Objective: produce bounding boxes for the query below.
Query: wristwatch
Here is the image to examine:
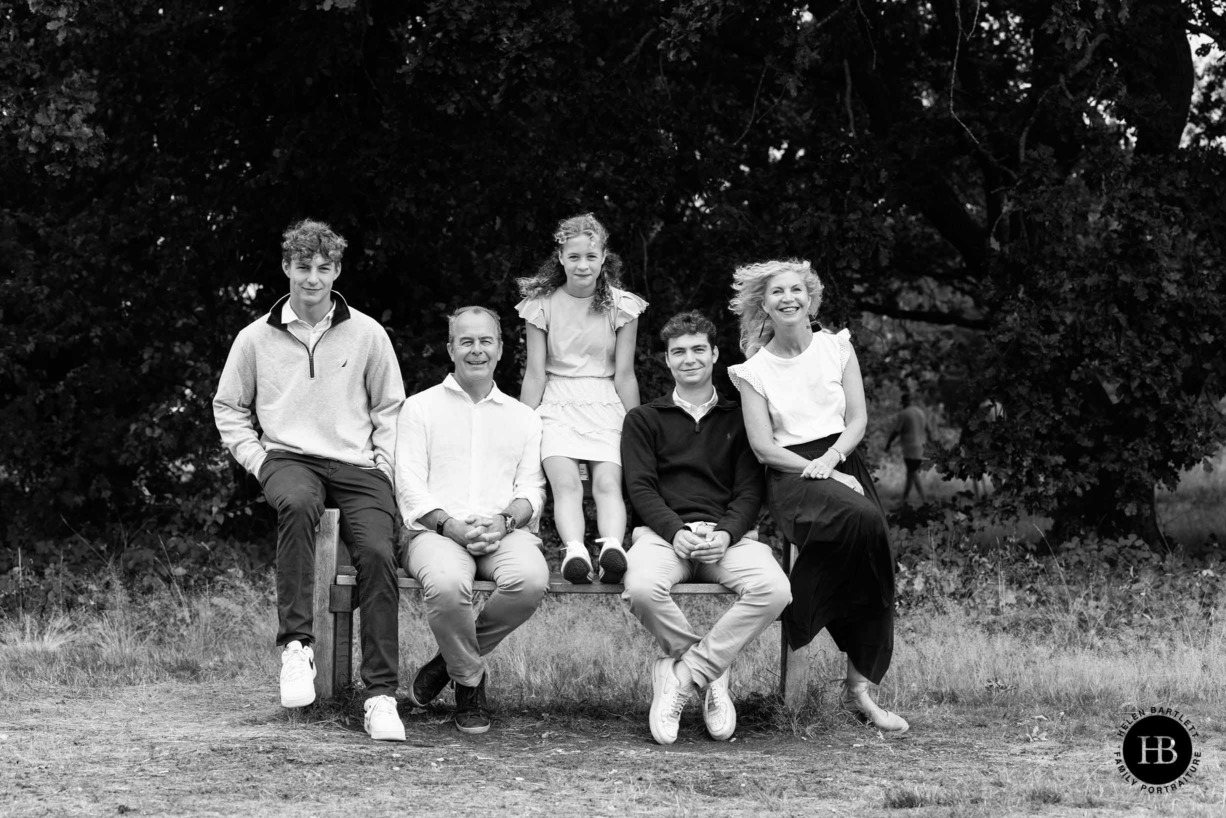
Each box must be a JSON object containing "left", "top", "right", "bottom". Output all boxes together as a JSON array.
[
  {"left": 499, "top": 512, "right": 517, "bottom": 533},
  {"left": 435, "top": 514, "right": 451, "bottom": 536}
]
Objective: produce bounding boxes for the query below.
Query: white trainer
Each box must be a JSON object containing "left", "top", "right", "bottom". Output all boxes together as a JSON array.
[
  {"left": 364, "top": 695, "right": 406, "bottom": 742},
  {"left": 279, "top": 640, "right": 316, "bottom": 708},
  {"left": 561, "top": 541, "right": 593, "bottom": 584},
  {"left": 595, "top": 537, "right": 627, "bottom": 584},
  {"left": 702, "top": 671, "right": 737, "bottom": 741},
  {"left": 648, "top": 658, "right": 691, "bottom": 745}
]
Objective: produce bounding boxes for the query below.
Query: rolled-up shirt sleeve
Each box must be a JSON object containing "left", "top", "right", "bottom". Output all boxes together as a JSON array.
[
  {"left": 394, "top": 398, "right": 440, "bottom": 529},
  {"left": 511, "top": 412, "right": 547, "bottom": 530}
]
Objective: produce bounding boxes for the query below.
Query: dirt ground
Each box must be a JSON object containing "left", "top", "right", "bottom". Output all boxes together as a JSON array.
[{"left": 2, "top": 681, "right": 1222, "bottom": 817}]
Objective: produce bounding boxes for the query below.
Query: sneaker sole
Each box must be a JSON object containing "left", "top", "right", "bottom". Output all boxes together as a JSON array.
[
  {"left": 456, "top": 721, "right": 491, "bottom": 735},
  {"left": 281, "top": 690, "right": 316, "bottom": 708},
  {"left": 597, "top": 549, "right": 627, "bottom": 584},
  {"left": 561, "top": 555, "right": 592, "bottom": 584},
  {"left": 368, "top": 728, "right": 407, "bottom": 741},
  {"left": 406, "top": 686, "right": 439, "bottom": 709}
]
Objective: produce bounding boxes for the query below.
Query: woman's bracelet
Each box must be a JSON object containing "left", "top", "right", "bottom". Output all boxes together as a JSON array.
[{"left": 829, "top": 444, "right": 846, "bottom": 463}]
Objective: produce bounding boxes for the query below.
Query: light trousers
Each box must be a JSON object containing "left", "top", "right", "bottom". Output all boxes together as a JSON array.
[
  {"left": 621, "top": 526, "right": 791, "bottom": 689},
  {"left": 404, "top": 529, "right": 549, "bottom": 687}
]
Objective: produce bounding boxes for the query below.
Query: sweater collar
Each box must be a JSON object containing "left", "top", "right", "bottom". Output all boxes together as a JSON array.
[
  {"left": 648, "top": 389, "right": 738, "bottom": 412},
  {"left": 266, "top": 292, "right": 352, "bottom": 328}
]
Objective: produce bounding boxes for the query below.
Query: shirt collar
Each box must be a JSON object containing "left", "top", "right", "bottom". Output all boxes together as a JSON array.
[
  {"left": 443, "top": 373, "right": 506, "bottom": 404},
  {"left": 672, "top": 386, "right": 718, "bottom": 415},
  {"left": 280, "top": 300, "right": 335, "bottom": 327}
]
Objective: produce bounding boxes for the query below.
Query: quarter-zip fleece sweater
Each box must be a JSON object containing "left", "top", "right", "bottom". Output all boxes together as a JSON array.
[
  {"left": 213, "top": 293, "right": 405, "bottom": 480},
  {"left": 620, "top": 391, "right": 764, "bottom": 546}
]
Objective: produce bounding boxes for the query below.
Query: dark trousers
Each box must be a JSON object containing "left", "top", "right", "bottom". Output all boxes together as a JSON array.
[{"left": 260, "top": 452, "right": 400, "bottom": 697}]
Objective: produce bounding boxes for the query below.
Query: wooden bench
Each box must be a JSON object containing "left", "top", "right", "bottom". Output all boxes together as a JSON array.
[{"left": 310, "top": 509, "right": 811, "bottom": 707}]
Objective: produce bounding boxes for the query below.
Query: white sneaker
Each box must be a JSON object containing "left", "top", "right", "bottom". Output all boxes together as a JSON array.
[
  {"left": 280, "top": 640, "right": 316, "bottom": 708},
  {"left": 702, "top": 671, "right": 736, "bottom": 741},
  {"left": 561, "top": 541, "right": 593, "bottom": 584},
  {"left": 596, "top": 538, "right": 627, "bottom": 584},
  {"left": 648, "top": 658, "right": 691, "bottom": 745},
  {"left": 364, "top": 695, "right": 406, "bottom": 742}
]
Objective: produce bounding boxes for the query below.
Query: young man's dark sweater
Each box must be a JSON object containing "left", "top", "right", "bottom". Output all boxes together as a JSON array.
[{"left": 621, "top": 391, "right": 764, "bottom": 546}]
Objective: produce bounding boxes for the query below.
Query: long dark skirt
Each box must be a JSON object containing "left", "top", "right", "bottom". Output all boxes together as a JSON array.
[{"left": 769, "top": 434, "right": 895, "bottom": 684}]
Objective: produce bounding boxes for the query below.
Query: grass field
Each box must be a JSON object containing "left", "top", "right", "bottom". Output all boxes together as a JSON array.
[{"left": 1, "top": 458, "right": 1223, "bottom": 816}]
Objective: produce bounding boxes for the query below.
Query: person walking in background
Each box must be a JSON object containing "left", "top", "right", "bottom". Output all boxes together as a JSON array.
[
  {"left": 213, "top": 219, "right": 406, "bottom": 742},
  {"left": 396, "top": 306, "right": 550, "bottom": 735},
  {"left": 516, "top": 213, "right": 647, "bottom": 584},
  {"left": 886, "top": 392, "right": 935, "bottom": 505},
  {"left": 621, "top": 311, "right": 791, "bottom": 745},
  {"left": 728, "top": 259, "right": 908, "bottom": 735}
]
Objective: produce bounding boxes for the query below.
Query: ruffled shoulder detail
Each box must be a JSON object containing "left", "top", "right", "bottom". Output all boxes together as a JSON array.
[
  {"left": 726, "top": 360, "right": 765, "bottom": 398},
  {"left": 612, "top": 288, "right": 648, "bottom": 330},
  {"left": 515, "top": 296, "right": 549, "bottom": 331},
  {"left": 835, "top": 327, "right": 852, "bottom": 372}
]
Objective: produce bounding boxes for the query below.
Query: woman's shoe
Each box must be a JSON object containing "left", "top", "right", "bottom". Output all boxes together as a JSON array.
[
  {"left": 841, "top": 681, "right": 909, "bottom": 734},
  {"left": 561, "top": 541, "right": 593, "bottom": 584}
]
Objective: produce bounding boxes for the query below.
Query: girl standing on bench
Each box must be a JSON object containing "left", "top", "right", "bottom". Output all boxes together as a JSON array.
[{"left": 516, "top": 213, "right": 647, "bottom": 583}]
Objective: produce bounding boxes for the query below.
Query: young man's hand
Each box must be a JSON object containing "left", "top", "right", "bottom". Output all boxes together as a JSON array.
[
  {"left": 691, "top": 530, "right": 731, "bottom": 564},
  {"left": 672, "top": 529, "right": 704, "bottom": 560}
]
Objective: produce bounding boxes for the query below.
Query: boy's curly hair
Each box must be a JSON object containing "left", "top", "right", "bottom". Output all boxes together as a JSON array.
[{"left": 281, "top": 219, "right": 347, "bottom": 264}]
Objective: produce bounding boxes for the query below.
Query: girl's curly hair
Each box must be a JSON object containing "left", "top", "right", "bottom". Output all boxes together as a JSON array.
[
  {"left": 517, "top": 213, "right": 624, "bottom": 314},
  {"left": 728, "top": 258, "right": 823, "bottom": 356}
]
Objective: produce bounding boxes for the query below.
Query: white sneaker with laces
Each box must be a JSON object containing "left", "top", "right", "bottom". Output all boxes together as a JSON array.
[
  {"left": 702, "top": 671, "right": 737, "bottom": 740},
  {"left": 648, "top": 658, "right": 691, "bottom": 745},
  {"left": 280, "top": 640, "right": 316, "bottom": 708},
  {"left": 364, "top": 694, "right": 406, "bottom": 742},
  {"left": 595, "top": 537, "right": 627, "bottom": 584},
  {"left": 561, "top": 541, "right": 593, "bottom": 584}
]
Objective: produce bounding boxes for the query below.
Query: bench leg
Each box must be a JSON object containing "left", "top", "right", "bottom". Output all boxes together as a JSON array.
[{"left": 312, "top": 509, "right": 341, "bottom": 701}]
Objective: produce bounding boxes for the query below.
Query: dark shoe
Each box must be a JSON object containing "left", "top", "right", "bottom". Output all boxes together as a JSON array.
[
  {"left": 454, "top": 672, "right": 492, "bottom": 734},
  {"left": 406, "top": 653, "right": 450, "bottom": 708},
  {"left": 596, "top": 537, "right": 627, "bottom": 584},
  {"left": 561, "top": 542, "right": 593, "bottom": 584}
]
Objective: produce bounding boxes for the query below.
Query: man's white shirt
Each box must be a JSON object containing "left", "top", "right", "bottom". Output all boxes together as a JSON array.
[
  {"left": 672, "top": 387, "right": 718, "bottom": 423},
  {"left": 395, "top": 374, "right": 546, "bottom": 531}
]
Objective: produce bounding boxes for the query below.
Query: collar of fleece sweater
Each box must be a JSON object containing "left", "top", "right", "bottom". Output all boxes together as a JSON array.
[
  {"left": 645, "top": 390, "right": 740, "bottom": 414},
  {"left": 265, "top": 292, "right": 353, "bottom": 328}
]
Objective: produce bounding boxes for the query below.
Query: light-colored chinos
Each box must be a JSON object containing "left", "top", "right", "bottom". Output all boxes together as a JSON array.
[
  {"left": 623, "top": 523, "right": 791, "bottom": 689},
  {"left": 404, "top": 529, "right": 548, "bottom": 687}
]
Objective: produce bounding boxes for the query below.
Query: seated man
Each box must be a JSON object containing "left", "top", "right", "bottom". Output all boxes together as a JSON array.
[
  {"left": 395, "top": 306, "right": 549, "bottom": 735},
  {"left": 213, "top": 219, "right": 406, "bottom": 741},
  {"left": 621, "top": 311, "right": 791, "bottom": 745}
]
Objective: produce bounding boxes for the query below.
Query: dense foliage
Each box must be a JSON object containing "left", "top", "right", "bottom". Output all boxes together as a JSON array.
[{"left": 2, "top": 1, "right": 1224, "bottom": 586}]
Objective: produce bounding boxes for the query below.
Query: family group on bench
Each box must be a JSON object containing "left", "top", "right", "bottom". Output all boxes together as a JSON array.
[{"left": 212, "top": 215, "right": 907, "bottom": 746}]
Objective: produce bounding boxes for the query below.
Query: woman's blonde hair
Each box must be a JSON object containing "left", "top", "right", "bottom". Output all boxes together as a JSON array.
[{"left": 728, "top": 259, "right": 823, "bottom": 356}]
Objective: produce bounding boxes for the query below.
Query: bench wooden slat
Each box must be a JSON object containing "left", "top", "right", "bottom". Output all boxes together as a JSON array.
[{"left": 333, "top": 571, "right": 733, "bottom": 596}]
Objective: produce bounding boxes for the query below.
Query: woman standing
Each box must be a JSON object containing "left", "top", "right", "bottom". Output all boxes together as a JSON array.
[{"left": 727, "top": 259, "right": 907, "bottom": 734}]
